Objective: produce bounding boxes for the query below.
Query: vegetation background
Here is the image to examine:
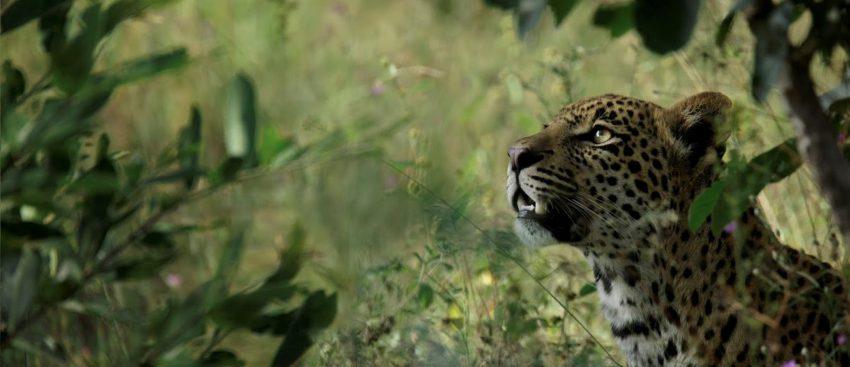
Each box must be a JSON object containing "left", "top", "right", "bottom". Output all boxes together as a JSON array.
[{"left": 1, "top": 0, "right": 847, "bottom": 366}]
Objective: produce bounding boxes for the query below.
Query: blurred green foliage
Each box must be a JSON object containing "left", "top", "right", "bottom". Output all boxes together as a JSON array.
[
  {"left": 1, "top": 0, "right": 847, "bottom": 366},
  {"left": 1, "top": 1, "right": 338, "bottom": 365}
]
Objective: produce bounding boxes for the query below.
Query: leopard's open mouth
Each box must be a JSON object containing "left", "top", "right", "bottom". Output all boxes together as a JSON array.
[
  {"left": 513, "top": 188, "right": 542, "bottom": 219},
  {"left": 510, "top": 184, "right": 588, "bottom": 244}
]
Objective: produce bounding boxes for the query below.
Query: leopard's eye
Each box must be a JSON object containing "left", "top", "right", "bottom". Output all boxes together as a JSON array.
[{"left": 591, "top": 126, "right": 613, "bottom": 144}]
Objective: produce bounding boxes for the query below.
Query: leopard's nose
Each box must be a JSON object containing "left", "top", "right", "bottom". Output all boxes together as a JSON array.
[{"left": 508, "top": 146, "right": 543, "bottom": 172}]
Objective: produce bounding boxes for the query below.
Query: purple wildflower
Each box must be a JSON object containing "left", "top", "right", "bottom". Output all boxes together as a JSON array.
[
  {"left": 838, "top": 333, "right": 848, "bottom": 346},
  {"left": 370, "top": 83, "right": 385, "bottom": 96},
  {"left": 723, "top": 221, "right": 737, "bottom": 234},
  {"left": 780, "top": 360, "right": 798, "bottom": 367},
  {"left": 165, "top": 273, "right": 183, "bottom": 288}
]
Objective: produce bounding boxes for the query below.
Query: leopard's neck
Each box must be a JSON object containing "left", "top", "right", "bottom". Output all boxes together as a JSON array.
[
  {"left": 583, "top": 203, "right": 779, "bottom": 366},
  {"left": 587, "top": 251, "right": 689, "bottom": 366}
]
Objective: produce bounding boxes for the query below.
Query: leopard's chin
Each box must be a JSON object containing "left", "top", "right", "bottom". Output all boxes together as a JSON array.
[{"left": 514, "top": 215, "right": 588, "bottom": 247}]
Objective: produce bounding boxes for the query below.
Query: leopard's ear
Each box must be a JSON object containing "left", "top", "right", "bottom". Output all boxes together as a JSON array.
[{"left": 664, "top": 92, "right": 732, "bottom": 168}]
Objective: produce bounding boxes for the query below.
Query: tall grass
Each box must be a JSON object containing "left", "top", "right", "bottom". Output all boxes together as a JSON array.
[{"left": 2, "top": 0, "right": 845, "bottom": 365}]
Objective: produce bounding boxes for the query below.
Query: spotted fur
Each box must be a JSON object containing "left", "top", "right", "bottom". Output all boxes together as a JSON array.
[{"left": 505, "top": 93, "right": 850, "bottom": 366}]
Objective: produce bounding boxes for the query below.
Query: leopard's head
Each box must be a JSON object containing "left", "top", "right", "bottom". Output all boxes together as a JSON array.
[{"left": 506, "top": 92, "right": 731, "bottom": 248}]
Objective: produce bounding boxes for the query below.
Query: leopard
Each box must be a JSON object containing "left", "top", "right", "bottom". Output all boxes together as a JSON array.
[{"left": 505, "top": 92, "right": 850, "bottom": 366}]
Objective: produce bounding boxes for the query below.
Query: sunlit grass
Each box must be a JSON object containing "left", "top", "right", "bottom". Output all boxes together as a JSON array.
[{"left": 2, "top": 0, "right": 845, "bottom": 365}]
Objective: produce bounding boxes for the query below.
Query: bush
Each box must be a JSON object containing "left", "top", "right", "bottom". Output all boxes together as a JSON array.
[{"left": 1, "top": 2, "right": 336, "bottom": 365}]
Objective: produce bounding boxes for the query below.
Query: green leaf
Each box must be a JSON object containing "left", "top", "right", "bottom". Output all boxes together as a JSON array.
[
  {"left": 302, "top": 291, "right": 337, "bottom": 330},
  {"left": 271, "top": 332, "right": 311, "bottom": 367},
  {"left": 483, "top": 0, "right": 518, "bottom": 10},
  {"left": 2, "top": 60, "right": 26, "bottom": 108},
  {"left": 225, "top": 73, "right": 258, "bottom": 162},
  {"left": 1, "top": 220, "right": 63, "bottom": 241},
  {"left": 49, "top": 4, "right": 104, "bottom": 93},
  {"left": 146, "top": 279, "right": 227, "bottom": 362},
  {"left": 209, "top": 283, "right": 297, "bottom": 330},
  {"left": 76, "top": 135, "right": 119, "bottom": 257},
  {"left": 750, "top": 2, "right": 792, "bottom": 102},
  {"left": 210, "top": 226, "right": 306, "bottom": 331},
  {"left": 592, "top": 2, "right": 634, "bottom": 38},
  {"left": 141, "top": 231, "right": 176, "bottom": 250},
  {"left": 687, "top": 178, "right": 728, "bottom": 231},
  {"left": 178, "top": 105, "right": 202, "bottom": 189},
  {"left": 267, "top": 224, "right": 305, "bottom": 283},
  {"left": 208, "top": 157, "right": 244, "bottom": 186},
  {"left": 516, "top": 0, "right": 547, "bottom": 38},
  {"left": 8, "top": 249, "right": 42, "bottom": 329},
  {"left": 578, "top": 282, "right": 597, "bottom": 297},
  {"left": 700, "top": 139, "right": 801, "bottom": 234},
  {"left": 37, "top": 1, "right": 70, "bottom": 52},
  {"left": 0, "top": 0, "right": 70, "bottom": 35},
  {"left": 634, "top": 0, "right": 700, "bottom": 54},
  {"left": 828, "top": 97, "right": 850, "bottom": 123},
  {"left": 215, "top": 228, "right": 246, "bottom": 282},
  {"left": 417, "top": 284, "right": 435, "bottom": 310},
  {"left": 259, "top": 127, "right": 296, "bottom": 165},
  {"left": 549, "top": 0, "right": 580, "bottom": 25},
  {"left": 142, "top": 167, "right": 205, "bottom": 186},
  {"left": 36, "top": 278, "right": 79, "bottom": 305},
  {"left": 107, "top": 47, "right": 189, "bottom": 85},
  {"left": 112, "top": 250, "right": 175, "bottom": 280},
  {"left": 200, "top": 350, "right": 245, "bottom": 367},
  {"left": 9, "top": 338, "right": 67, "bottom": 365},
  {"left": 715, "top": 11, "right": 736, "bottom": 48},
  {"left": 270, "top": 291, "right": 337, "bottom": 367}
]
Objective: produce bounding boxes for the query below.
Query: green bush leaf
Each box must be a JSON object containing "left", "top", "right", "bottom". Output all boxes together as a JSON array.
[
  {"left": 828, "top": 97, "right": 850, "bottom": 123},
  {"left": 0, "top": 0, "right": 70, "bottom": 35},
  {"left": 578, "top": 282, "right": 597, "bottom": 297},
  {"left": 688, "top": 178, "right": 727, "bottom": 231},
  {"left": 225, "top": 73, "right": 258, "bottom": 162},
  {"left": 178, "top": 105, "right": 202, "bottom": 189},
  {"left": 483, "top": 0, "right": 519, "bottom": 11},
  {"left": 141, "top": 231, "right": 176, "bottom": 249},
  {"left": 715, "top": 11, "right": 736, "bottom": 48},
  {"left": 2, "top": 60, "right": 26, "bottom": 108},
  {"left": 1, "top": 220, "right": 63, "bottom": 242},
  {"left": 270, "top": 291, "right": 337, "bottom": 367},
  {"left": 112, "top": 251, "right": 175, "bottom": 280},
  {"left": 75, "top": 135, "right": 119, "bottom": 258},
  {"left": 208, "top": 156, "right": 244, "bottom": 186},
  {"left": 209, "top": 283, "right": 297, "bottom": 330},
  {"left": 592, "top": 2, "right": 634, "bottom": 38},
  {"left": 634, "top": 0, "right": 700, "bottom": 54},
  {"left": 267, "top": 224, "right": 305, "bottom": 283},
  {"left": 688, "top": 139, "right": 802, "bottom": 233},
  {"left": 49, "top": 4, "right": 104, "bottom": 93},
  {"left": 37, "top": 1, "right": 70, "bottom": 52},
  {"left": 145, "top": 280, "right": 227, "bottom": 362},
  {"left": 215, "top": 228, "right": 246, "bottom": 282},
  {"left": 549, "top": 0, "right": 580, "bottom": 26},
  {"left": 417, "top": 284, "right": 435, "bottom": 309},
  {"left": 259, "top": 126, "right": 296, "bottom": 166},
  {"left": 200, "top": 350, "right": 245, "bottom": 367},
  {"left": 108, "top": 48, "right": 189, "bottom": 85},
  {"left": 7, "top": 249, "right": 42, "bottom": 329}
]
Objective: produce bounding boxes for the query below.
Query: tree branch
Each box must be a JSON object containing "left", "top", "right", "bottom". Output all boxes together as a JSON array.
[{"left": 783, "top": 47, "right": 850, "bottom": 244}]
